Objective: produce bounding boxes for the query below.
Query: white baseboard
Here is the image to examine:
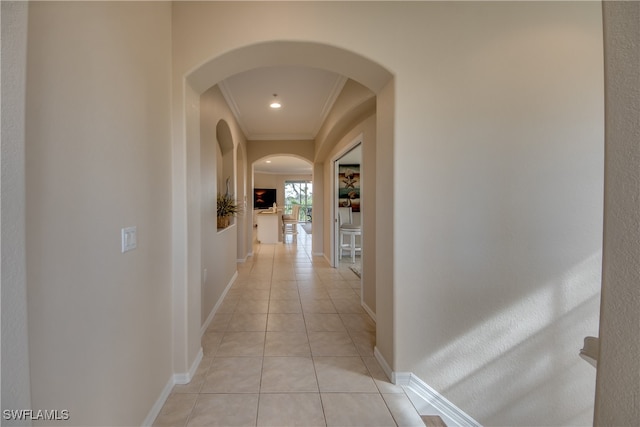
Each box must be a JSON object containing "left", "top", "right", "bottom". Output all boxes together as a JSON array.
[
  {"left": 174, "top": 347, "right": 203, "bottom": 385},
  {"left": 141, "top": 376, "right": 174, "bottom": 427},
  {"left": 143, "top": 346, "right": 204, "bottom": 426},
  {"left": 145, "top": 265, "right": 239, "bottom": 427},
  {"left": 373, "top": 349, "right": 480, "bottom": 427},
  {"left": 200, "top": 271, "right": 238, "bottom": 336},
  {"left": 404, "top": 374, "right": 482, "bottom": 427},
  {"left": 190, "top": 347, "right": 203, "bottom": 378},
  {"left": 393, "top": 371, "right": 412, "bottom": 386},
  {"left": 373, "top": 347, "right": 393, "bottom": 381},
  {"left": 362, "top": 301, "right": 376, "bottom": 322}
]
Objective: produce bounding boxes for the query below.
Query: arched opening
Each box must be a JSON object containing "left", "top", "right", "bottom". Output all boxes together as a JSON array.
[
  {"left": 215, "top": 119, "right": 234, "bottom": 198},
  {"left": 251, "top": 154, "right": 314, "bottom": 243},
  {"left": 173, "top": 40, "right": 395, "bottom": 378}
]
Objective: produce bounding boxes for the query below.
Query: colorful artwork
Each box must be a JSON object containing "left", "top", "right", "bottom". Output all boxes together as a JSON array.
[{"left": 338, "top": 164, "right": 360, "bottom": 212}]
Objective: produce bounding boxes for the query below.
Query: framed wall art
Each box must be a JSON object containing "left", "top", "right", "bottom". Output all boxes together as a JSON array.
[{"left": 338, "top": 164, "right": 360, "bottom": 212}]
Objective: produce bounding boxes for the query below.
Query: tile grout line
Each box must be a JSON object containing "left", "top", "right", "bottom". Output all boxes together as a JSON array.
[
  {"left": 303, "top": 269, "right": 329, "bottom": 427},
  {"left": 257, "top": 236, "right": 275, "bottom": 398},
  {"left": 255, "top": 237, "right": 275, "bottom": 426},
  {"left": 162, "top": 231, "right": 374, "bottom": 426}
]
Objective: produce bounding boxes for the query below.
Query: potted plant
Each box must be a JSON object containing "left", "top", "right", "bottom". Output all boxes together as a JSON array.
[{"left": 217, "top": 193, "right": 239, "bottom": 229}]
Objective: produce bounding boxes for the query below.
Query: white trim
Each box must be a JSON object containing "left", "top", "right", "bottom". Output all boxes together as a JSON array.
[
  {"left": 405, "top": 374, "right": 482, "bottom": 427},
  {"left": 393, "top": 371, "right": 412, "bottom": 386},
  {"left": 375, "top": 351, "right": 482, "bottom": 427},
  {"left": 362, "top": 301, "right": 376, "bottom": 323},
  {"left": 141, "top": 376, "right": 174, "bottom": 427},
  {"left": 190, "top": 347, "right": 204, "bottom": 379},
  {"left": 247, "top": 132, "right": 317, "bottom": 141},
  {"left": 236, "top": 256, "right": 248, "bottom": 263},
  {"left": 216, "top": 222, "right": 236, "bottom": 235},
  {"left": 173, "top": 347, "right": 203, "bottom": 385},
  {"left": 312, "top": 252, "right": 325, "bottom": 258},
  {"left": 221, "top": 74, "right": 347, "bottom": 142},
  {"left": 141, "top": 347, "right": 204, "bottom": 426},
  {"left": 313, "top": 75, "right": 348, "bottom": 137},
  {"left": 323, "top": 253, "right": 332, "bottom": 265},
  {"left": 373, "top": 346, "right": 393, "bottom": 382},
  {"left": 331, "top": 135, "right": 363, "bottom": 267},
  {"left": 218, "top": 80, "right": 251, "bottom": 138},
  {"left": 201, "top": 271, "right": 238, "bottom": 336}
]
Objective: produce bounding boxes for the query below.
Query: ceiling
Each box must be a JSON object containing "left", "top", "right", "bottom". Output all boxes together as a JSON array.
[
  {"left": 252, "top": 155, "right": 314, "bottom": 175},
  {"left": 219, "top": 66, "right": 348, "bottom": 174}
]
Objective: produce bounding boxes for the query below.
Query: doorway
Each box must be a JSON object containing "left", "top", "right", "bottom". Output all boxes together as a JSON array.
[{"left": 333, "top": 142, "right": 362, "bottom": 274}]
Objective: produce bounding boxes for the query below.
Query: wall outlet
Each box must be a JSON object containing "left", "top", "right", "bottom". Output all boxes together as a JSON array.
[{"left": 203, "top": 268, "right": 208, "bottom": 284}]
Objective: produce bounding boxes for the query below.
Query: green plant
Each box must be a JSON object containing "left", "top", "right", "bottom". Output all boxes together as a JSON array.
[{"left": 217, "top": 193, "right": 239, "bottom": 218}]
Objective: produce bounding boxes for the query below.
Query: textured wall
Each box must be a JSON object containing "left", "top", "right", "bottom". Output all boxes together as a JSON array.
[
  {"left": 393, "top": 4, "right": 604, "bottom": 425},
  {"left": 200, "top": 86, "right": 244, "bottom": 327},
  {"left": 171, "top": 3, "right": 603, "bottom": 426},
  {"left": 1, "top": 3, "right": 31, "bottom": 424},
  {"left": 4, "top": 3, "right": 612, "bottom": 426},
  {"left": 23, "top": 3, "right": 173, "bottom": 425},
  {"left": 595, "top": 2, "right": 640, "bottom": 425}
]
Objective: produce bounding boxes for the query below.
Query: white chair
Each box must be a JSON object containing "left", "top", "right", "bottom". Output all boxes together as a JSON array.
[
  {"left": 338, "top": 207, "right": 361, "bottom": 262},
  {"left": 282, "top": 205, "right": 301, "bottom": 241}
]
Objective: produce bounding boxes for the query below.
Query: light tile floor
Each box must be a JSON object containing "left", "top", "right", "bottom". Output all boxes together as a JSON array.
[{"left": 153, "top": 226, "right": 424, "bottom": 427}]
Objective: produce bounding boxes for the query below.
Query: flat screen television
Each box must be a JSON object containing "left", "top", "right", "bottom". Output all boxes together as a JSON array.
[{"left": 253, "top": 188, "right": 277, "bottom": 209}]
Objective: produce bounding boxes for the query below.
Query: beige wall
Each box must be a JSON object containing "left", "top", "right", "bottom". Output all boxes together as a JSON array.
[
  {"left": 200, "top": 86, "right": 246, "bottom": 327},
  {"left": 392, "top": 4, "right": 604, "bottom": 425},
  {"left": 374, "top": 79, "right": 396, "bottom": 370},
  {"left": 236, "top": 144, "right": 249, "bottom": 261},
  {"left": 1, "top": 1, "right": 32, "bottom": 420},
  {"left": 1, "top": 2, "right": 616, "bottom": 426},
  {"left": 248, "top": 140, "right": 314, "bottom": 170},
  {"left": 171, "top": 3, "right": 604, "bottom": 425},
  {"left": 22, "top": 2, "right": 173, "bottom": 425},
  {"left": 595, "top": 2, "right": 640, "bottom": 425},
  {"left": 312, "top": 163, "right": 325, "bottom": 256},
  {"left": 315, "top": 80, "right": 376, "bottom": 161}
]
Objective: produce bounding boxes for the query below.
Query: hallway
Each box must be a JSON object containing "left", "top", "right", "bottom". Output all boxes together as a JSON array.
[{"left": 153, "top": 227, "right": 423, "bottom": 426}]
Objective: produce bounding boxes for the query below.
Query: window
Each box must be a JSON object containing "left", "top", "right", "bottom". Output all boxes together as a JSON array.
[{"left": 284, "top": 181, "right": 312, "bottom": 222}]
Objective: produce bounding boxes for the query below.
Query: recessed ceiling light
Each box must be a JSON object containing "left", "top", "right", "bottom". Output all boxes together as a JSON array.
[
  {"left": 266, "top": 160, "right": 272, "bottom": 163},
  {"left": 269, "top": 94, "right": 281, "bottom": 109}
]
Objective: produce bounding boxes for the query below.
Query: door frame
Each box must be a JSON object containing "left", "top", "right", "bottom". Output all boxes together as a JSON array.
[{"left": 331, "top": 136, "right": 363, "bottom": 268}]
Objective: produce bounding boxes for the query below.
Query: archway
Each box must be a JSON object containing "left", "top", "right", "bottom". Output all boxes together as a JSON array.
[
  {"left": 251, "top": 154, "right": 314, "bottom": 244},
  {"left": 172, "top": 40, "right": 395, "bottom": 378},
  {"left": 215, "top": 120, "right": 234, "bottom": 196}
]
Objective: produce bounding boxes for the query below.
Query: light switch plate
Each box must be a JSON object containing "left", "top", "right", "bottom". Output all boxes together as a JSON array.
[{"left": 121, "top": 226, "right": 137, "bottom": 253}]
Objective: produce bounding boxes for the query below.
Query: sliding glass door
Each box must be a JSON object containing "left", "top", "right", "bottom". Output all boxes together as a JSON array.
[{"left": 284, "top": 181, "right": 312, "bottom": 222}]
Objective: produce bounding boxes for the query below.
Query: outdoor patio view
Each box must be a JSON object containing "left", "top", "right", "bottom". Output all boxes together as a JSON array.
[{"left": 284, "top": 181, "right": 312, "bottom": 222}]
